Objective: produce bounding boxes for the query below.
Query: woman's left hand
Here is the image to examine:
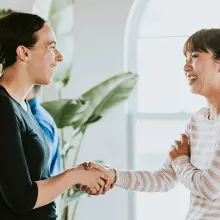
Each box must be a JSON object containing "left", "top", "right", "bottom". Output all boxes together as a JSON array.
[{"left": 169, "top": 134, "right": 190, "bottom": 161}]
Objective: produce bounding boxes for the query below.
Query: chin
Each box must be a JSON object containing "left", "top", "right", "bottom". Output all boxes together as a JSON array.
[
  {"left": 36, "top": 78, "right": 52, "bottom": 86},
  {"left": 45, "top": 78, "right": 53, "bottom": 85}
]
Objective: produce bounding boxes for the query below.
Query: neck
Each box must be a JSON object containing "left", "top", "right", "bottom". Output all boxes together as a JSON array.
[
  {"left": 207, "top": 95, "right": 220, "bottom": 120},
  {"left": 0, "top": 66, "right": 33, "bottom": 108}
]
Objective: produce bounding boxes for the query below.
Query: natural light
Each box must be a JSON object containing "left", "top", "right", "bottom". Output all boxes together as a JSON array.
[{"left": 134, "top": 0, "right": 220, "bottom": 219}]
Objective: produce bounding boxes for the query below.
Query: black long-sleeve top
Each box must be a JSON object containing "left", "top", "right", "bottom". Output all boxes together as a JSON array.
[{"left": 0, "top": 85, "right": 57, "bottom": 220}]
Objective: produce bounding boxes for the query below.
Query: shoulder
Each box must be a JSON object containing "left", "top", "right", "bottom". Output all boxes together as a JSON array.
[
  {"left": 194, "top": 107, "right": 209, "bottom": 116},
  {"left": 188, "top": 107, "right": 208, "bottom": 125},
  {"left": 192, "top": 107, "right": 208, "bottom": 119},
  {"left": 0, "top": 94, "right": 22, "bottom": 130},
  {"left": 0, "top": 93, "right": 17, "bottom": 111}
]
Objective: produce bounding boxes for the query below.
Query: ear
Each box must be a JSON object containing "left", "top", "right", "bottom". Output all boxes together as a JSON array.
[
  {"left": 216, "top": 59, "right": 220, "bottom": 72},
  {"left": 16, "top": 45, "right": 29, "bottom": 62}
]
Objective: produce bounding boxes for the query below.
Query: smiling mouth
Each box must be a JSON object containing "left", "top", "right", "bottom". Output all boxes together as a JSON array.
[
  {"left": 187, "top": 75, "right": 198, "bottom": 85},
  {"left": 50, "top": 64, "right": 57, "bottom": 73}
]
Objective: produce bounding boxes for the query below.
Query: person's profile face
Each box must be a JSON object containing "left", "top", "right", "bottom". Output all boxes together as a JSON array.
[
  {"left": 184, "top": 50, "right": 220, "bottom": 97},
  {"left": 27, "top": 23, "right": 63, "bottom": 85}
]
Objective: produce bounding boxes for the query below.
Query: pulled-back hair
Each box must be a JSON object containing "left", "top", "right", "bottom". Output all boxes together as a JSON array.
[
  {"left": 0, "top": 12, "right": 46, "bottom": 71},
  {"left": 183, "top": 29, "right": 220, "bottom": 60}
]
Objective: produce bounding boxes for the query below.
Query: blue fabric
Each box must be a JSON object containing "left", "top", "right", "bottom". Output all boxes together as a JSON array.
[
  {"left": 28, "top": 97, "right": 62, "bottom": 176},
  {"left": 28, "top": 97, "right": 62, "bottom": 216}
]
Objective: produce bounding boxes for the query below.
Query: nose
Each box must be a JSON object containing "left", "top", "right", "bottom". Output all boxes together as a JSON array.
[
  {"left": 183, "top": 59, "right": 192, "bottom": 74},
  {"left": 55, "top": 49, "right": 63, "bottom": 62}
]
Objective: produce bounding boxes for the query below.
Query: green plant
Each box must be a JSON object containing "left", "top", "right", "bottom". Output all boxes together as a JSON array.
[
  {"left": 0, "top": 5, "right": 138, "bottom": 220},
  {"left": 42, "top": 72, "right": 138, "bottom": 220},
  {"left": 0, "top": 9, "right": 13, "bottom": 19}
]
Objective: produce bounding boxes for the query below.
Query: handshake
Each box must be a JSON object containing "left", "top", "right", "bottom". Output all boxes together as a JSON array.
[{"left": 74, "top": 162, "right": 116, "bottom": 195}]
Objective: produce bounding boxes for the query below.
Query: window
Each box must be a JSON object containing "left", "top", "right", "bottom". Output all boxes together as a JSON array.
[{"left": 133, "top": 0, "right": 220, "bottom": 219}]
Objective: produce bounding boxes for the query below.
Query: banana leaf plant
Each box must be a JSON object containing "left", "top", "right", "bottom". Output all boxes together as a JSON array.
[
  {"left": 0, "top": 7, "right": 138, "bottom": 220},
  {"left": 42, "top": 71, "right": 138, "bottom": 220},
  {"left": 47, "top": 0, "right": 75, "bottom": 91}
]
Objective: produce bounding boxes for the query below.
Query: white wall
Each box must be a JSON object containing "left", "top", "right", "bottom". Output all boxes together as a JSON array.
[
  {"left": 0, "top": 0, "right": 33, "bottom": 12},
  {"left": 0, "top": 0, "right": 135, "bottom": 219},
  {"left": 63, "top": 1, "right": 134, "bottom": 220}
]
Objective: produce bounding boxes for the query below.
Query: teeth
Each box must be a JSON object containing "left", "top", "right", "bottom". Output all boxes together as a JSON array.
[
  {"left": 50, "top": 64, "right": 57, "bottom": 72},
  {"left": 188, "top": 76, "right": 197, "bottom": 80}
]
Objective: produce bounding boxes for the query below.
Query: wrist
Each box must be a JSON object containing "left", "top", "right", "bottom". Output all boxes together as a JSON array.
[
  {"left": 67, "top": 167, "right": 81, "bottom": 186},
  {"left": 108, "top": 168, "right": 117, "bottom": 183}
]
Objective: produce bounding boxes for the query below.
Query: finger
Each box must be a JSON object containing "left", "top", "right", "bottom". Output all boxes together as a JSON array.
[
  {"left": 98, "top": 179, "right": 105, "bottom": 187},
  {"left": 85, "top": 188, "right": 91, "bottom": 194},
  {"left": 181, "top": 134, "right": 188, "bottom": 144},
  {"left": 98, "top": 186, "right": 104, "bottom": 195},
  {"left": 81, "top": 185, "right": 88, "bottom": 191},
  {"left": 89, "top": 162, "right": 106, "bottom": 172},
  {"left": 90, "top": 187, "right": 97, "bottom": 194},
  {"left": 95, "top": 184, "right": 100, "bottom": 192},
  {"left": 171, "top": 145, "right": 177, "bottom": 150},
  {"left": 99, "top": 172, "right": 111, "bottom": 183},
  {"left": 110, "top": 183, "right": 115, "bottom": 189},
  {"left": 174, "top": 140, "right": 181, "bottom": 146},
  {"left": 104, "top": 183, "right": 110, "bottom": 192},
  {"left": 102, "top": 186, "right": 109, "bottom": 195},
  {"left": 84, "top": 162, "right": 91, "bottom": 170}
]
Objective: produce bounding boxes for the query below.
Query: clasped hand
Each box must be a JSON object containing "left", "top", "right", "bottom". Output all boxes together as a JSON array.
[
  {"left": 169, "top": 134, "right": 190, "bottom": 161},
  {"left": 75, "top": 162, "right": 115, "bottom": 195}
]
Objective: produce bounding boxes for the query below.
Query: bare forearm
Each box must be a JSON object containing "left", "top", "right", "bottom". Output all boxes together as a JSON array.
[{"left": 34, "top": 168, "right": 76, "bottom": 209}]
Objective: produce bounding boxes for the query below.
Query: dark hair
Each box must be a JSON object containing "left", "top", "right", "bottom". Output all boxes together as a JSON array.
[
  {"left": 183, "top": 29, "right": 220, "bottom": 60},
  {"left": 0, "top": 12, "right": 46, "bottom": 70}
]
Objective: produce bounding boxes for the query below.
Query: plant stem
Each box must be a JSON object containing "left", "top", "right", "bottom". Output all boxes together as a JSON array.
[
  {"left": 72, "top": 201, "right": 79, "bottom": 220},
  {"left": 58, "top": 89, "right": 66, "bottom": 170},
  {"left": 62, "top": 205, "right": 68, "bottom": 220},
  {"left": 58, "top": 89, "right": 62, "bottom": 100},
  {"left": 72, "top": 126, "right": 87, "bottom": 167}
]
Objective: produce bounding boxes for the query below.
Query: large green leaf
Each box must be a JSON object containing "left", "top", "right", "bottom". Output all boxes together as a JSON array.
[
  {"left": 48, "top": 0, "right": 74, "bottom": 89},
  {"left": 64, "top": 190, "right": 87, "bottom": 204},
  {"left": 0, "top": 9, "right": 13, "bottom": 19},
  {"left": 71, "top": 72, "right": 138, "bottom": 128},
  {"left": 41, "top": 98, "right": 89, "bottom": 129}
]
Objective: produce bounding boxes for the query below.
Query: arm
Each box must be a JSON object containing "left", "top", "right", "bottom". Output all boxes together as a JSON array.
[
  {"left": 171, "top": 154, "right": 220, "bottom": 200},
  {"left": 0, "top": 96, "right": 109, "bottom": 213},
  {"left": 34, "top": 166, "right": 109, "bottom": 208},
  {"left": 87, "top": 159, "right": 178, "bottom": 193},
  {"left": 115, "top": 159, "right": 178, "bottom": 192},
  {"left": 170, "top": 133, "right": 220, "bottom": 201}
]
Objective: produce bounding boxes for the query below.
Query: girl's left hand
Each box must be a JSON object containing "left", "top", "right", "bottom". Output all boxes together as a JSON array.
[{"left": 169, "top": 134, "right": 190, "bottom": 161}]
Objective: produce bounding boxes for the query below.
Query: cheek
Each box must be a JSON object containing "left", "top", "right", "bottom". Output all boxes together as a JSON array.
[{"left": 42, "top": 49, "right": 55, "bottom": 62}]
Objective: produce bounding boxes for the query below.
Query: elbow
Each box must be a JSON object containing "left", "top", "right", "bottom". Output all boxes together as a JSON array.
[
  {"left": 163, "top": 182, "right": 177, "bottom": 192},
  {"left": 8, "top": 202, "right": 34, "bottom": 215},
  {"left": 206, "top": 194, "right": 219, "bottom": 201},
  {"left": 6, "top": 198, "right": 34, "bottom": 215},
  {"left": 3, "top": 183, "right": 38, "bottom": 214}
]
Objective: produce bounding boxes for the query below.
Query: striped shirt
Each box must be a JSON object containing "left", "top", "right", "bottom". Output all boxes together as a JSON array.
[{"left": 115, "top": 107, "right": 220, "bottom": 220}]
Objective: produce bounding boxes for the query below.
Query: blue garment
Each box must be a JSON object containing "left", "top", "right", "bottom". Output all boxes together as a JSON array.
[
  {"left": 28, "top": 97, "right": 62, "bottom": 176},
  {"left": 28, "top": 97, "right": 62, "bottom": 216}
]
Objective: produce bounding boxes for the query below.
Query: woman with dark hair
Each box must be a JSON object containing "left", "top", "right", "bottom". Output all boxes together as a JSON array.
[
  {"left": 0, "top": 12, "right": 111, "bottom": 220},
  {"left": 86, "top": 29, "right": 220, "bottom": 219}
]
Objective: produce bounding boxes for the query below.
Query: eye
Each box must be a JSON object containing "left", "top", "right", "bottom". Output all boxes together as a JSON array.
[{"left": 191, "top": 54, "right": 198, "bottom": 59}]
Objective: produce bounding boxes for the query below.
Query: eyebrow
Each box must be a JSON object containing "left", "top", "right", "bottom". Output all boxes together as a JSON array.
[{"left": 48, "top": 41, "right": 56, "bottom": 45}]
